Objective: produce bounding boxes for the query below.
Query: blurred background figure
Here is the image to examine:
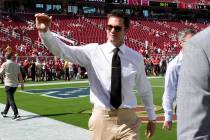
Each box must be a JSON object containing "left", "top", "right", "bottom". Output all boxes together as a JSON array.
[
  {"left": 0, "top": 52, "right": 24, "bottom": 120},
  {"left": 177, "top": 26, "right": 210, "bottom": 140},
  {"left": 162, "top": 28, "right": 195, "bottom": 130}
]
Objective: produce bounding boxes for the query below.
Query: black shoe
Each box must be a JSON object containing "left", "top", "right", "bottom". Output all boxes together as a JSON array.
[
  {"left": 1, "top": 112, "right": 7, "bottom": 118},
  {"left": 12, "top": 115, "right": 21, "bottom": 120}
]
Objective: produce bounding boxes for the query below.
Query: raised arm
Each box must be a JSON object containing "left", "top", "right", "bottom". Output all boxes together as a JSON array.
[
  {"left": 35, "top": 13, "right": 93, "bottom": 67},
  {"left": 35, "top": 13, "right": 52, "bottom": 33}
]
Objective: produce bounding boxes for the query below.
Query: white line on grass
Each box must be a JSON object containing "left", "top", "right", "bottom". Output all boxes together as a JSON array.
[{"left": 0, "top": 76, "right": 164, "bottom": 89}]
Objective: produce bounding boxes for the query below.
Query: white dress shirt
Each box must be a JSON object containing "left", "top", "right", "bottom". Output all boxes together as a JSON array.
[
  {"left": 162, "top": 51, "right": 183, "bottom": 121},
  {"left": 40, "top": 30, "right": 156, "bottom": 120}
]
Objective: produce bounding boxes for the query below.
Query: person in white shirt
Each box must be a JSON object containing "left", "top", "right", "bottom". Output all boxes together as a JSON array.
[
  {"left": 162, "top": 28, "right": 195, "bottom": 130},
  {"left": 0, "top": 52, "right": 24, "bottom": 120},
  {"left": 35, "top": 10, "right": 156, "bottom": 140}
]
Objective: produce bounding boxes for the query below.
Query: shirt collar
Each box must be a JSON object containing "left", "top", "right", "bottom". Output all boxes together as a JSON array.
[
  {"left": 106, "top": 41, "right": 126, "bottom": 54},
  {"left": 6, "top": 59, "right": 13, "bottom": 62},
  {"left": 177, "top": 51, "right": 183, "bottom": 61}
]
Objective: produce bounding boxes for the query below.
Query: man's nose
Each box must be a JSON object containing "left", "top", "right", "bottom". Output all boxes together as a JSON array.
[{"left": 110, "top": 28, "right": 116, "bottom": 33}]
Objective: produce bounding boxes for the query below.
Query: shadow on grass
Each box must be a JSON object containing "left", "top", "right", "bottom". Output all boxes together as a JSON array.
[{"left": 19, "top": 109, "right": 91, "bottom": 121}]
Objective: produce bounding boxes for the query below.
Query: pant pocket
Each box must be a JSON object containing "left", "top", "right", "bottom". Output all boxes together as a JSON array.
[{"left": 88, "top": 114, "right": 95, "bottom": 130}]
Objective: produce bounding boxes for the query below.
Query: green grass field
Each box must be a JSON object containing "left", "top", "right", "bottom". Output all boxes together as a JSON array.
[{"left": 0, "top": 77, "right": 176, "bottom": 140}]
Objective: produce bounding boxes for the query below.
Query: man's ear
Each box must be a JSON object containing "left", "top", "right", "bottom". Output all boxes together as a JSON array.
[{"left": 179, "top": 41, "right": 184, "bottom": 48}]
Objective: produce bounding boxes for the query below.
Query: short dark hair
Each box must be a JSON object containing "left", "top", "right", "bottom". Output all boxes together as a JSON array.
[
  {"left": 107, "top": 9, "right": 130, "bottom": 29},
  {"left": 5, "top": 52, "right": 13, "bottom": 60},
  {"left": 178, "top": 28, "right": 196, "bottom": 41}
]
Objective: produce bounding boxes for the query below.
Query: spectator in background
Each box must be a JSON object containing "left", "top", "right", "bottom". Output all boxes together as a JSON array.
[
  {"left": 30, "top": 59, "right": 36, "bottom": 81},
  {"left": 69, "top": 62, "right": 74, "bottom": 79},
  {"left": 6, "top": 45, "right": 12, "bottom": 54},
  {"left": 162, "top": 28, "right": 195, "bottom": 130},
  {"left": 40, "top": 60, "right": 46, "bottom": 81},
  {"left": 35, "top": 59, "right": 42, "bottom": 82},
  {"left": 0, "top": 52, "right": 24, "bottom": 120},
  {"left": 152, "top": 56, "right": 160, "bottom": 76},
  {"left": 35, "top": 10, "right": 156, "bottom": 140},
  {"left": 19, "top": 62, "right": 26, "bottom": 82},
  {"left": 159, "top": 56, "right": 167, "bottom": 76},
  {"left": 64, "top": 60, "right": 70, "bottom": 81},
  {"left": 73, "top": 64, "right": 78, "bottom": 79},
  {"left": 23, "top": 59, "right": 30, "bottom": 81}
]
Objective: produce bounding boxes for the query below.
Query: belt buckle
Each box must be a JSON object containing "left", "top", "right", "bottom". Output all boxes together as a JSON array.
[{"left": 108, "top": 109, "right": 118, "bottom": 117}]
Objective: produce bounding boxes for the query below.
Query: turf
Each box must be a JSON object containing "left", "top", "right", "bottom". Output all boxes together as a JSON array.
[{"left": 0, "top": 77, "right": 176, "bottom": 140}]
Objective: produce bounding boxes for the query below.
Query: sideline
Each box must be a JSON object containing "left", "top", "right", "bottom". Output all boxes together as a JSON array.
[
  {"left": 0, "top": 103, "right": 90, "bottom": 140},
  {"left": 0, "top": 76, "right": 164, "bottom": 89},
  {"left": 0, "top": 80, "right": 89, "bottom": 88}
]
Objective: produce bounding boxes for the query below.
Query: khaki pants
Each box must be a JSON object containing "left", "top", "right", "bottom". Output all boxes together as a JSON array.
[{"left": 89, "top": 108, "right": 141, "bottom": 140}]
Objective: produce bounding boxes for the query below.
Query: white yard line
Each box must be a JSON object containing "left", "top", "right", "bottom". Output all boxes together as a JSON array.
[
  {"left": 0, "top": 76, "right": 164, "bottom": 89},
  {"left": 0, "top": 103, "right": 90, "bottom": 140},
  {"left": 0, "top": 77, "right": 164, "bottom": 139},
  {"left": 0, "top": 80, "right": 89, "bottom": 88}
]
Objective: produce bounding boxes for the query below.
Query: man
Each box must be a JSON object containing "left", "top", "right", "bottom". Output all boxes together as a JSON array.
[
  {"left": 177, "top": 26, "right": 210, "bottom": 139},
  {"left": 162, "top": 28, "right": 195, "bottom": 130},
  {"left": 35, "top": 10, "right": 156, "bottom": 140},
  {"left": 0, "top": 52, "right": 24, "bottom": 120}
]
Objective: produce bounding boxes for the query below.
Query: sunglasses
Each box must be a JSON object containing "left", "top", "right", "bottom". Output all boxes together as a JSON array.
[{"left": 106, "top": 25, "right": 123, "bottom": 32}]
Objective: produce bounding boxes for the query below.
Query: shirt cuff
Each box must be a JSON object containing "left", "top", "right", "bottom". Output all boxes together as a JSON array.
[
  {"left": 164, "top": 111, "right": 173, "bottom": 121},
  {"left": 147, "top": 107, "right": 156, "bottom": 120}
]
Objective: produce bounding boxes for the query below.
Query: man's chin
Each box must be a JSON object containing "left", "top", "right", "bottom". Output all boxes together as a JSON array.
[
  {"left": 110, "top": 40, "right": 117, "bottom": 45},
  {"left": 110, "top": 38, "right": 118, "bottom": 42}
]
